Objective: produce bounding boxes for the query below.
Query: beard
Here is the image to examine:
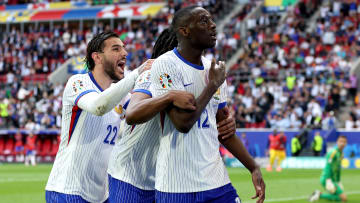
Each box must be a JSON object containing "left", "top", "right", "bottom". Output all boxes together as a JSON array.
[{"left": 103, "top": 56, "right": 123, "bottom": 82}]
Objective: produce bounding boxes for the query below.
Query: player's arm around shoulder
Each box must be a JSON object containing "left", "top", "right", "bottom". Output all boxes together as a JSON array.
[
  {"left": 126, "top": 67, "right": 196, "bottom": 125},
  {"left": 74, "top": 60, "right": 151, "bottom": 116}
]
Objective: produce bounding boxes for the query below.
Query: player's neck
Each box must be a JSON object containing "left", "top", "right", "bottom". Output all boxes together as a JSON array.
[
  {"left": 91, "top": 68, "right": 112, "bottom": 90},
  {"left": 177, "top": 44, "right": 203, "bottom": 66}
]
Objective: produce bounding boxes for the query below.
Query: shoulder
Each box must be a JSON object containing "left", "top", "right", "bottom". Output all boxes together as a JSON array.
[
  {"left": 328, "top": 148, "right": 337, "bottom": 158},
  {"left": 153, "top": 51, "right": 177, "bottom": 66},
  {"left": 137, "top": 70, "right": 151, "bottom": 83},
  {"left": 65, "top": 73, "right": 89, "bottom": 87}
]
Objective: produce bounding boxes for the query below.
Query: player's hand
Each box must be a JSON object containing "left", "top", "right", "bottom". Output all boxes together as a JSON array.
[
  {"left": 208, "top": 58, "right": 226, "bottom": 90},
  {"left": 169, "top": 90, "right": 196, "bottom": 111},
  {"left": 251, "top": 167, "right": 266, "bottom": 203},
  {"left": 138, "top": 59, "right": 154, "bottom": 74},
  {"left": 326, "top": 179, "right": 336, "bottom": 193},
  {"left": 217, "top": 107, "right": 236, "bottom": 140}
]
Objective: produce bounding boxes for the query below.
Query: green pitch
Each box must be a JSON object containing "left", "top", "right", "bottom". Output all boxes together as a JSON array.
[{"left": 0, "top": 164, "right": 359, "bottom": 203}]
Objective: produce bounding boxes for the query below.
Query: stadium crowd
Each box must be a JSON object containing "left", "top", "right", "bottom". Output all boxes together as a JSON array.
[
  {"left": 1, "top": 0, "right": 360, "bottom": 132},
  {"left": 226, "top": 0, "right": 360, "bottom": 130}
]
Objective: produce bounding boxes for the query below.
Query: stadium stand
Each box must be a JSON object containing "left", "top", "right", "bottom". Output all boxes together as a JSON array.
[{"left": 0, "top": 0, "right": 360, "bottom": 162}]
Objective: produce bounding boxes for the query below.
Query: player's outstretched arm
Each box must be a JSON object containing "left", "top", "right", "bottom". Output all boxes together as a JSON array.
[
  {"left": 166, "top": 59, "right": 226, "bottom": 133},
  {"left": 217, "top": 106, "right": 266, "bottom": 203},
  {"left": 77, "top": 61, "right": 150, "bottom": 116},
  {"left": 126, "top": 90, "right": 196, "bottom": 125}
]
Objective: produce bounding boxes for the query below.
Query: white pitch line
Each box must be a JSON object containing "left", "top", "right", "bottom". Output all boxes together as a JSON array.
[
  {"left": 242, "top": 191, "right": 360, "bottom": 203},
  {"left": 0, "top": 177, "right": 47, "bottom": 183}
]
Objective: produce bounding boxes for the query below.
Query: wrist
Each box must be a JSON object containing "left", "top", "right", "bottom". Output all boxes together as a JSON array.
[
  {"left": 166, "top": 91, "right": 175, "bottom": 104},
  {"left": 207, "top": 82, "right": 219, "bottom": 94},
  {"left": 250, "top": 165, "right": 261, "bottom": 174}
]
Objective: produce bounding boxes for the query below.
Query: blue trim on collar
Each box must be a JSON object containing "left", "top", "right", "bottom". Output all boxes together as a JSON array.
[
  {"left": 88, "top": 72, "right": 104, "bottom": 92},
  {"left": 173, "top": 48, "right": 204, "bottom": 70}
]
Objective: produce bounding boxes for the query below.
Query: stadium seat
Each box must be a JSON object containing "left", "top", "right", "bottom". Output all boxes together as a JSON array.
[
  {"left": 40, "top": 139, "right": 52, "bottom": 157},
  {"left": 3, "top": 139, "right": 15, "bottom": 156},
  {"left": 35, "top": 138, "right": 43, "bottom": 161},
  {"left": 50, "top": 139, "right": 60, "bottom": 157},
  {"left": 0, "top": 138, "right": 5, "bottom": 155}
]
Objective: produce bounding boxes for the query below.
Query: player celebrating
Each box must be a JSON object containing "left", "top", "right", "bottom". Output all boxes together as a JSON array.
[
  {"left": 150, "top": 6, "right": 265, "bottom": 203},
  {"left": 309, "top": 135, "right": 348, "bottom": 202},
  {"left": 107, "top": 28, "right": 237, "bottom": 203},
  {"left": 45, "top": 31, "right": 148, "bottom": 203}
]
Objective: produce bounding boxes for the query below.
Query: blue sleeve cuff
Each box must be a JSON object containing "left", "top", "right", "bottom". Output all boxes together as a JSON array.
[
  {"left": 133, "top": 89, "right": 152, "bottom": 97},
  {"left": 218, "top": 102, "right": 227, "bottom": 110},
  {"left": 75, "top": 90, "right": 97, "bottom": 106}
]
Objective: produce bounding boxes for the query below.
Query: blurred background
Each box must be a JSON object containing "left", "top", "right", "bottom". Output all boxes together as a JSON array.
[{"left": 0, "top": 0, "right": 359, "bottom": 202}]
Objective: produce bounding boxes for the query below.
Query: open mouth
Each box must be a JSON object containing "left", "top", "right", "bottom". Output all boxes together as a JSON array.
[{"left": 117, "top": 60, "right": 126, "bottom": 72}]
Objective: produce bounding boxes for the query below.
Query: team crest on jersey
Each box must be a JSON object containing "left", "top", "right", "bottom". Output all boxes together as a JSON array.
[
  {"left": 213, "top": 88, "right": 220, "bottom": 100},
  {"left": 159, "top": 73, "right": 172, "bottom": 89},
  {"left": 72, "top": 79, "right": 84, "bottom": 93},
  {"left": 114, "top": 105, "right": 125, "bottom": 119}
]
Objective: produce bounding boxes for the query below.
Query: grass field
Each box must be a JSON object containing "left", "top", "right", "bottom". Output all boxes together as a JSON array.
[{"left": 0, "top": 164, "right": 359, "bottom": 203}]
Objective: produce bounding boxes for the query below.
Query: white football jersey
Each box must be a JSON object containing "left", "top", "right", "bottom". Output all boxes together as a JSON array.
[
  {"left": 150, "top": 48, "right": 229, "bottom": 193},
  {"left": 46, "top": 72, "right": 128, "bottom": 202},
  {"left": 108, "top": 70, "right": 161, "bottom": 190}
]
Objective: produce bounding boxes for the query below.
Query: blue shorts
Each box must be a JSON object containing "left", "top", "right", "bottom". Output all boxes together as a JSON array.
[
  {"left": 15, "top": 146, "right": 24, "bottom": 152},
  {"left": 26, "top": 150, "right": 35, "bottom": 156},
  {"left": 108, "top": 174, "right": 155, "bottom": 203},
  {"left": 45, "top": 190, "right": 109, "bottom": 203},
  {"left": 155, "top": 183, "right": 241, "bottom": 203}
]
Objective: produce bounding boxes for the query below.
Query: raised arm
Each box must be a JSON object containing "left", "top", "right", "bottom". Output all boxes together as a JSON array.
[
  {"left": 76, "top": 60, "right": 151, "bottom": 116},
  {"left": 77, "top": 70, "right": 138, "bottom": 116}
]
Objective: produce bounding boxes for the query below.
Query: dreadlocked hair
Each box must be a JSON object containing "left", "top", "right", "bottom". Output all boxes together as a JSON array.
[
  {"left": 151, "top": 5, "right": 199, "bottom": 59},
  {"left": 151, "top": 28, "right": 178, "bottom": 59}
]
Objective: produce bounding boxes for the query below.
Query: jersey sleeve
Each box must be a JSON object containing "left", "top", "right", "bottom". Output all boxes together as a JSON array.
[
  {"left": 63, "top": 74, "right": 97, "bottom": 106},
  {"left": 218, "top": 81, "right": 228, "bottom": 110},
  {"left": 150, "top": 58, "right": 185, "bottom": 97},
  {"left": 133, "top": 70, "right": 152, "bottom": 97}
]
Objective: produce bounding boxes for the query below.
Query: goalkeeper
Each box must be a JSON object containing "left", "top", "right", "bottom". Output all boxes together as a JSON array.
[{"left": 309, "top": 135, "right": 348, "bottom": 202}]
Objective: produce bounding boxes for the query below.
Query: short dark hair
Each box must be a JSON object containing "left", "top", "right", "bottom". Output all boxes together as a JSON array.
[
  {"left": 338, "top": 135, "right": 347, "bottom": 140},
  {"left": 85, "top": 31, "right": 119, "bottom": 71}
]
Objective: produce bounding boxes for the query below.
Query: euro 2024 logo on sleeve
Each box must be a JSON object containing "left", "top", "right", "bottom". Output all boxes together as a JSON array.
[
  {"left": 159, "top": 73, "right": 172, "bottom": 89},
  {"left": 72, "top": 79, "right": 84, "bottom": 93}
]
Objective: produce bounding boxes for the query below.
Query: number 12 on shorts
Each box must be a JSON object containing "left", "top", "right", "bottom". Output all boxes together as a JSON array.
[{"left": 104, "top": 125, "right": 117, "bottom": 145}]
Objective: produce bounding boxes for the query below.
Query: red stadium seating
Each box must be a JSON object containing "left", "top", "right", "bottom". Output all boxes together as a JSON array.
[
  {"left": 50, "top": 138, "right": 60, "bottom": 157},
  {"left": 40, "top": 139, "right": 51, "bottom": 157},
  {"left": 0, "top": 138, "right": 5, "bottom": 155},
  {"left": 3, "top": 139, "right": 15, "bottom": 156}
]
